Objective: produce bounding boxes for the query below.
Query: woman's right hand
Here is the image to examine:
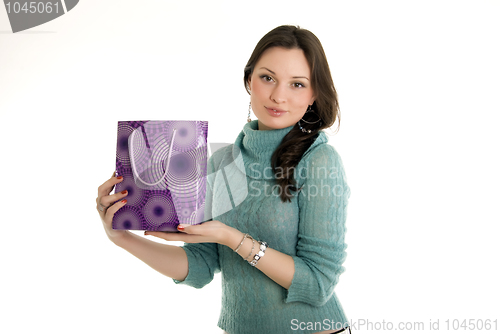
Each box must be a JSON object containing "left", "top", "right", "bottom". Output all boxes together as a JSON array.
[{"left": 96, "top": 171, "right": 129, "bottom": 244}]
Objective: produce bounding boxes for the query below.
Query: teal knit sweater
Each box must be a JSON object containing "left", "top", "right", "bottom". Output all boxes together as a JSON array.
[{"left": 174, "top": 120, "right": 351, "bottom": 334}]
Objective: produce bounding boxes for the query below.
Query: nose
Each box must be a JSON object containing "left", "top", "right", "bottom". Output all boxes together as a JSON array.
[{"left": 270, "top": 84, "right": 286, "bottom": 104}]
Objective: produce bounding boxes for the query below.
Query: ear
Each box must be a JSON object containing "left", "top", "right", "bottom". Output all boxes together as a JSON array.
[
  {"left": 309, "top": 91, "right": 316, "bottom": 105},
  {"left": 246, "top": 78, "right": 252, "bottom": 93}
]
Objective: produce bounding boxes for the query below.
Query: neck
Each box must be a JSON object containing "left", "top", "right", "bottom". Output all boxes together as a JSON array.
[{"left": 232, "top": 120, "right": 295, "bottom": 179}]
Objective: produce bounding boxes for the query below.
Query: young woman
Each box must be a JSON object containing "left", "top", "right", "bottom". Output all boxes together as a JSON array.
[{"left": 96, "top": 25, "right": 351, "bottom": 334}]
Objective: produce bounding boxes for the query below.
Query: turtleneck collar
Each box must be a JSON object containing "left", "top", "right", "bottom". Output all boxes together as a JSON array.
[{"left": 232, "top": 120, "right": 327, "bottom": 180}]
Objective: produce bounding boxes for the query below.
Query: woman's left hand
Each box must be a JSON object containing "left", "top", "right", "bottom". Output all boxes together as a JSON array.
[{"left": 144, "top": 221, "right": 241, "bottom": 250}]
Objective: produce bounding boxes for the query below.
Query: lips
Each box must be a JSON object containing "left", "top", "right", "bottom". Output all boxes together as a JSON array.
[
  {"left": 265, "top": 106, "right": 287, "bottom": 117},
  {"left": 266, "top": 106, "right": 286, "bottom": 113}
]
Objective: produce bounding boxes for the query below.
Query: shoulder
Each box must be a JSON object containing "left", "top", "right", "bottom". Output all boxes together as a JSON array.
[
  {"left": 300, "top": 132, "right": 344, "bottom": 168},
  {"left": 295, "top": 132, "right": 348, "bottom": 185}
]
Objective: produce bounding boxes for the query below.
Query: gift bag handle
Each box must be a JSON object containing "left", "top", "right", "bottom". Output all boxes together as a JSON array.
[{"left": 129, "top": 127, "right": 177, "bottom": 187}]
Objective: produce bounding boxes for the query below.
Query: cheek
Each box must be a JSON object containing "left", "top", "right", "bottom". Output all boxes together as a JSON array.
[
  {"left": 250, "top": 79, "right": 266, "bottom": 98},
  {"left": 292, "top": 93, "right": 314, "bottom": 110}
]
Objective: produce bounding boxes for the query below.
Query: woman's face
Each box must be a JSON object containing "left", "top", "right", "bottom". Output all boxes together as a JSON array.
[{"left": 248, "top": 47, "right": 315, "bottom": 131}]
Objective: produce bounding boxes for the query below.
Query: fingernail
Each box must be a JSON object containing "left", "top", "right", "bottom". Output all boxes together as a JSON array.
[
  {"left": 117, "top": 176, "right": 123, "bottom": 180},
  {"left": 177, "top": 225, "right": 185, "bottom": 231},
  {"left": 121, "top": 199, "right": 127, "bottom": 204},
  {"left": 121, "top": 190, "right": 127, "bottom": 194}
]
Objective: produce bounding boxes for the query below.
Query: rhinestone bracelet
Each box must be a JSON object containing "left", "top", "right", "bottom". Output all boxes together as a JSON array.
[
  {"left": 244, "top": 238, "right": 256, "bottom": 261},
  {"left": 249, "top": 241, "right": 268, "bottom": 267},
  {"left": 234, "top": 233, "right": 249, "bottom": 253}
]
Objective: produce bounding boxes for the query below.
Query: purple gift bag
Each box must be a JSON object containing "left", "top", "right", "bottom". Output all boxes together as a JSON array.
[{"left": 112, "top": 120, "right": 208, "bottom": 231}]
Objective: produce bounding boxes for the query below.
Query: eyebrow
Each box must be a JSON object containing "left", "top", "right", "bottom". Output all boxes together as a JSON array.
[{"left": 259, "top": 67, "right": 310, "bottom": 81}]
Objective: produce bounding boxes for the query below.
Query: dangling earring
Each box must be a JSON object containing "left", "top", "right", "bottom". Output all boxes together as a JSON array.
[
  {"left": 297, "top": 105, "right": 321, "bottom": 133},
  {"left": 247, "top": 101, "right": 252, "bottom": 123}
]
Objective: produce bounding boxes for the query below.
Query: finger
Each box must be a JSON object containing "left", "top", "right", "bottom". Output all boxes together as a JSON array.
[
  {"left": 97, "top": 188, "right": 128, "bottom": 210},
  {"left": 146, "top": 224, "right": 203, "bottom": 238},
  {"left": 98, "top": 171, "right": 123, "bottom": 195},
  {"left": 175, "top": 224, "right": 190, "bottom": 233},
  {"left": 103, "top": 198, "right": 128, "bottom": 219},
  {"left": 97, "top": 173, "right": 124, "bottom": 204}
]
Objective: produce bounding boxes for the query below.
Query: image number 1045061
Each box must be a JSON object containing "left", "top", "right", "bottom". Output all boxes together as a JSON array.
[
  {"left": 5, "top": 1, "right": 61, "bottom": 13},
  {"left": 3, "top": 0, "right": 79, "bottom": 33}
]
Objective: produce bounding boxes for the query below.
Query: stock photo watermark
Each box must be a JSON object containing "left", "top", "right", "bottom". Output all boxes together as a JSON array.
[
  {"left": 246, "top": 160, "right": 346, "bottom": 200},
  {"left": 248, "top": 161, "right": 343, "bottom": 181},
  {"left": 3, "top": 0, "right": 79, "bottom": 33},
  {"left": 248, "top": 179, "right": 345, "bottom": 200},
  {"left": 291, "top": 318, "right": 499, "bottom": 332}
]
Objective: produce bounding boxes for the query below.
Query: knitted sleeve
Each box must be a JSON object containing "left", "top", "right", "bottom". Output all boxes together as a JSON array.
[
  {"left": 172, "top": 152, "right": 221, "bottom": 288},
  {"left": 285, "top": 144, "right": 350, "bottom": 306}
]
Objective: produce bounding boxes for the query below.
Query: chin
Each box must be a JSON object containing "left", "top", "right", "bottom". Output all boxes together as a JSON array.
[{"left": 259, "top": 118, "right": 295, "bottom": 131}]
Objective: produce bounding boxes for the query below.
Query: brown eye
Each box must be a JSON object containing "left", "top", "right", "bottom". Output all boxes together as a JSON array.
[{"left": 260, "top": 75, "right": 273, "bottom": 82}]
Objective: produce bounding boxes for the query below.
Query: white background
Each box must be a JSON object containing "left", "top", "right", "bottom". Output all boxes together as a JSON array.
[{"left": 1, "top": 1, "right": 499, "bottom": 333}]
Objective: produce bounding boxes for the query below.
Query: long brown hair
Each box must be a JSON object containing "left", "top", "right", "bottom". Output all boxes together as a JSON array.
[{"left": 244, "top": 25, "right": 340, "bottom": 202}]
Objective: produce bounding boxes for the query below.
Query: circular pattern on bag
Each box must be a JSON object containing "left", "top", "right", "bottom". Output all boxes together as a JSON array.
[
  {"left": 143, "top": 191, "right": 178, "bottom": 229},
  {"left": 116, "top": 123, "right": 136, "bottom": 166},
  {"left": 129, "top": 130, "right": 148, "bottom": 169},
  {"left": 113, "top": 206, "right": 143, "bottom": 230},
  {"left": 193, "top": 204, "right": 206, "bottom": 224},
  {"left": 134, "top": 135, "right": 173, "bottom": 190},
  {"left": 166, "top": 147, "right": 206, "bottom": 190},
  {"left": 114, "top": 168, "right": 149, "bottom": 207},
  {"left": 164, "top": 121, "right": 199, "bottom": 152}
]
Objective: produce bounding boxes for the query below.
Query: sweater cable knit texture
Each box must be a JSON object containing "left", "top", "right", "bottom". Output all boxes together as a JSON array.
[{"left": 173, "top": 120, "right": 350, "bottom": 334}]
